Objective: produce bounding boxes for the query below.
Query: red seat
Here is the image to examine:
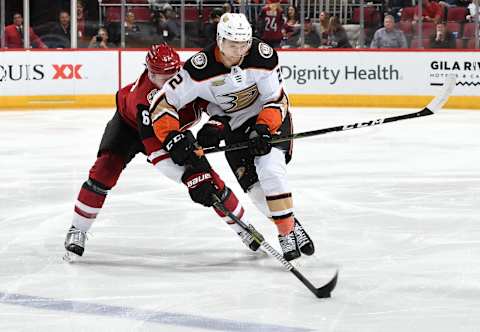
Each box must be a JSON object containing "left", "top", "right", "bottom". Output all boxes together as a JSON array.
[
  {"left": 415, "top": 22, "right": 435, "bottom": 37},
  {"left": 463, "top": 22, "right": 476, "bottom": 38},
  {"left": 106, "top": 7, "right": 121, "bottom": 22},
  {"left": 410, "top": 38, "right": 430, "bottom": 48},
  {"left": 400, "top": 7, "right": 416, "bottom": 21},
  {"left": 446, "top": 22, "right": 461, "bottom": 37},
  {"left": 447, "top": 7, "right": 467, "bottom": 22},
  {"left": 132, "top": 7, "right": 151, "bottom": 22},
  {"left": 397, "top": 20, "right": 413, "bottom": 35},
  {"left": 352, "top": 7, "right": 381, "bottom": 26},
  {"left": 466, "top": 38, "right": 478, "bottom": 49},
  {"left": 456, "top": 38, "right": 465, "bottom": 49},
  {"left": 184, "top": 6, "right": 199, "bottom": 21}
]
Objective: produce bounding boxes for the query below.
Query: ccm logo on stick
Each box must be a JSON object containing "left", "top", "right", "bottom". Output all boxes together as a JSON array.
[
  {"left": 52, "top": 64, "right": 83, "bottom": 80},
  {"left": 343, "top": 119, "right": 384, "bottom": 130}
]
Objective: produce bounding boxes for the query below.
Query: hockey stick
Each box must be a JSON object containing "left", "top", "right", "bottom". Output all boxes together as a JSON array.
[
  {"left": 203, "top": 75, "right": 456, "bottom": 154},
  {"left": 212, "top": 195, "right": 338, "bottom": 299}
]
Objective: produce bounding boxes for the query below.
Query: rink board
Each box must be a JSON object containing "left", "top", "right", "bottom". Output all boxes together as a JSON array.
[{"left": 0, "top": 48, "right": 479, "bottom": 109}]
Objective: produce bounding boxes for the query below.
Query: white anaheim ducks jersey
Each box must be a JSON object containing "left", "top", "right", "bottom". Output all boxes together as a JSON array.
[{"left": 151, "top": 38, "right": 288, "bottom": 131}]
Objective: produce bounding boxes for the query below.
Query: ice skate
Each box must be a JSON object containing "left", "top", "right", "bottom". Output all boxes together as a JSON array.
[
  {"left": 278, "top": 230, "right": 300, "bottom": 261},
  {"left": 293, "top": 219, "right": 315, "bottom": 256},
  {"left": 63, "top": 226, "right": 87, "bottom": 262}
]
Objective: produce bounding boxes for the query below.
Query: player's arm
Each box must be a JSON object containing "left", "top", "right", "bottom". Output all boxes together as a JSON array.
[{"left": 149, "top": 69, "right": 198, "bottom": 143}]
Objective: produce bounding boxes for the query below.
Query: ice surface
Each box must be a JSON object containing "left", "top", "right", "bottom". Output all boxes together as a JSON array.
[{"left": 1, "top": 107, "right": 479, "bottom": 331}]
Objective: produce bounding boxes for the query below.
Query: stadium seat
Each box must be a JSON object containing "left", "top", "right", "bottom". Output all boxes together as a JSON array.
[
  {"left": 184, "top": 6, "right": 199, "bottom": 22},
  {"left": 415, "top": 22, "right": 435, "bottom": 38},
  {"left": 352, "top": 7, "right": 381, "bottom": 27},
  {"left": 410, "top": 38, "right": 430, "bottom": 48},
  {"left": 397, "top": 20, "right": 413, "bottom": 35},
  {"left": 462, "top": 23, "right": 476, "bottom": 38},
  {"left": 132, "top": 7, "right": 151, "bottom": 22},
  {"left": 466, "top": 38, "right": 478, "bottom": 49},
  {"left": 106, "top": 7, "right": 121, "bottom": 22},
  {"left": 446, "top": 22, "right": 461, "bottom": 37},
  {"left": 400, "top": 7, "right": 416, "bottom": 21},
  {"left": 456, "top": 38, "right": 465, "bottom": 49},
  {"left": 446, "top": 7, "right": 467, "bottom": 22}
]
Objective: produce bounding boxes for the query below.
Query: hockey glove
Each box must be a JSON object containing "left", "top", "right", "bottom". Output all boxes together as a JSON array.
[
  {"left": 163, "top": 130, "right": 197, "bottom": 166},
  {"left": 197, "top": 115, "right": 231, "bottom": 148},
  {"left": 182, "top": 164, "right": 220, "bottom": 207},
  {"left": 248, "top": 124, "right": 272, "bottom": 156}
]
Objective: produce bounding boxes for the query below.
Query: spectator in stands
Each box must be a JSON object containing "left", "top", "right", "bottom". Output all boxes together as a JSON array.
[
  {"left": 258, "top": 0, "right": 285, "bottom": 48},
  {"left": 466, "top": 0, "right": 479, "bottom": 21},
  {"left": 48, "top": 10, "right": 71, "bottom": 48},
  {"left": 285, "top": 17, "right": 321, "bottom": 48},
  {"left": 5, "top": 13, "right": 47, "bottom": 48},
  {"left": 385, "top": 0, "right": 410, "bottom": 21},
  {"left": 282, "top": 6, "right": 299, "bottom": 46},
  {"left": 204, "top": 8, "right": 223, "bottom": 45},
  {"left": 156, "top": 4, "right": 180, "bottom": 44},
  {"left": 222, "top": 2, "right": 233, "bottom": 14},
  {"left": 319, "top": 11, "right": 330, "bottom": 46},
  {"left": 370, "top": 15, "right": 408, "bottom": 48},
  {"left": 414, "top": 0, "right": 444, "bottom": 24},
  {"left": 429, "top": 22, "right": 456, "bottom": 48},
  {"left": 125, "top": 11, "right": 141, "bottom": 35},
  {"left": 326, "top": 16, "right": 351, "bottom": 48},
  {"left": 88, "top": 27, "right": 114, "bottom": 48}
]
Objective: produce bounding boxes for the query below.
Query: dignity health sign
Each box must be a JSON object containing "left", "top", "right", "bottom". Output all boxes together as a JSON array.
[{"left": 277, "top": 50, "right": 480, "bottom": 97}]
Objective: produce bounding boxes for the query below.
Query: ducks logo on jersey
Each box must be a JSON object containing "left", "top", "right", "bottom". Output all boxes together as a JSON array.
[{"left": 219, "top": 84, "right": 259, "bottom": 113}]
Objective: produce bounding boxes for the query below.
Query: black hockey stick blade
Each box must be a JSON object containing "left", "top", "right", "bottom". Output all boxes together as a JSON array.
[
  {"left": 291, "top": 267, "right": 338, "bottom": 298},
  {"left": 203, "top": 74, "right": 456, "bottom": 155}
]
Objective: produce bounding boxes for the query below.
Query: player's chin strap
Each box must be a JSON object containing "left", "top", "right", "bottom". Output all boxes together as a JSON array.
[
  {"left": 203, "top": 75, "right": 456, "bottom": 155},
  {"left": 211, "top": 194, "right": 338, "bottom": 299}
]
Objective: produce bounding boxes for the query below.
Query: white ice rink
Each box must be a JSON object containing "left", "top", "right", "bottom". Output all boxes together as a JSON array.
[{"left": 1, "top": 106, "right": 479, "bottom": 332}]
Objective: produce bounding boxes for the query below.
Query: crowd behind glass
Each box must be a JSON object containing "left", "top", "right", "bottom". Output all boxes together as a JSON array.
[{"left": 1, "top": 0, "right": 479, "bottom": 49}]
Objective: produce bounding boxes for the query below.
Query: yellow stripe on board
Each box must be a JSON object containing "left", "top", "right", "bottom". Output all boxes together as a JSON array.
[
  {"left": 0, "top": 94, "right": 478, "bottom": 110},
  {"left": 289, "top": 95, "right": 480, "bottom": 109},
  {"left": 0, "top": 95, "right": 115, "bottom": 110}
]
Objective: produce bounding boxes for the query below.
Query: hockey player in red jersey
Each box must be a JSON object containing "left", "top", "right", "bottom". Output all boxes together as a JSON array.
[
  {"left": 64, "top": 43, "right": 260, "bottom": 259},
  {"left": 149, "top": 14, "right": 315, "bottom": 261}
]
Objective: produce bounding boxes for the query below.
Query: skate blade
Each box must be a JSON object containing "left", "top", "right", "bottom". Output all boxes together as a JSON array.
[{"left": 62, "top": 251, "right": 81, "bottom": 263}]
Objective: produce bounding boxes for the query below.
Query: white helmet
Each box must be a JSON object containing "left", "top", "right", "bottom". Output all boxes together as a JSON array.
[{"left": 216, "top": 13, "right": 252, "bottom": 51}]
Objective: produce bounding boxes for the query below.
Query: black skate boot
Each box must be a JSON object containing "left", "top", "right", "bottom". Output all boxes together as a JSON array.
[
  {"left": 237, "top": 229, "right": 261, "bottom": 252},
  {"left": 293, "top": 218, "right": 315, "bottom": 255},
  {"left": 64, "top": 226, "right": 87, "bottom": 259},
  {"left": 278, "top": 230, "right": 301, "bottom": 261}
]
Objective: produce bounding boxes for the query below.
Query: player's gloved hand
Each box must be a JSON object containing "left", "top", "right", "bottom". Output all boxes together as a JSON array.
[
  {"left": 248, "top": 124, "right": 272, "bottom": 156},
  {"left": 197, "top": 116, "right": 231, "bottom": 148},
  {"left": 182, "top": 164, "right": 219, "bottom": 207},
  {"left": 163, "top": 130, "right": 197, "bottom": 166}
]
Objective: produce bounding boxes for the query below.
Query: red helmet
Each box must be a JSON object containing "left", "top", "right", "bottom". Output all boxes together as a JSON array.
[{"left": 146, "top": 43, "right": 181, "bottom": 75}]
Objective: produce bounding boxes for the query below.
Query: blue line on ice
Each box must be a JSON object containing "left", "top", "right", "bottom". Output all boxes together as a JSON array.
[{"left": 0, "top": 292, "right": 312, "bottom": 332}]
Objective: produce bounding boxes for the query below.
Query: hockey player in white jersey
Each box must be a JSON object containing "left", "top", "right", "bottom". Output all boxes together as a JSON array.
[{"left": 150, "top": 13, "right": 314, "bottom": 261}]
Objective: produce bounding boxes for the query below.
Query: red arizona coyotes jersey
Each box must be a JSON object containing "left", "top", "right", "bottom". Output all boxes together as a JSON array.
[
  {"left": 260, "top": 5, "right": 285, "bottom": 42},
  {"left": 117, "top": 69, "right": 205, "bottom": 131}
]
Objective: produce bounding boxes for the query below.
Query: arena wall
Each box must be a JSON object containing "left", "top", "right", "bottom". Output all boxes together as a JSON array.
[{"left": 1, "top": 48, "right": 479, "bottom": 110}]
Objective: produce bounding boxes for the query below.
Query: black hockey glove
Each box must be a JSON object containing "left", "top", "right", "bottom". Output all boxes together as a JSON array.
[
  {"left": 197, "top": 115, "right": 231, "bottom": 148},
  {"left": 163, "top": 130, "right": 197, "bottom": 166},
  {"left": 181, "top": 162, "right": 220, "bottom": 207},
  {"left": 248, "top": 124, "right": 272, "bottom": 156}
]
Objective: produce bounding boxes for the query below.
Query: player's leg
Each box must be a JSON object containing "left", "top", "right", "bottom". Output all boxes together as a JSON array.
[
  {"left": 225, "top": 115, "right": 314, "bottom": 260},
  {"left": 65, "top": 112, "right": 142, "bottom": 257},
  {"left": 138, "top": 109, "right": 260, "bottom": 252}
]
